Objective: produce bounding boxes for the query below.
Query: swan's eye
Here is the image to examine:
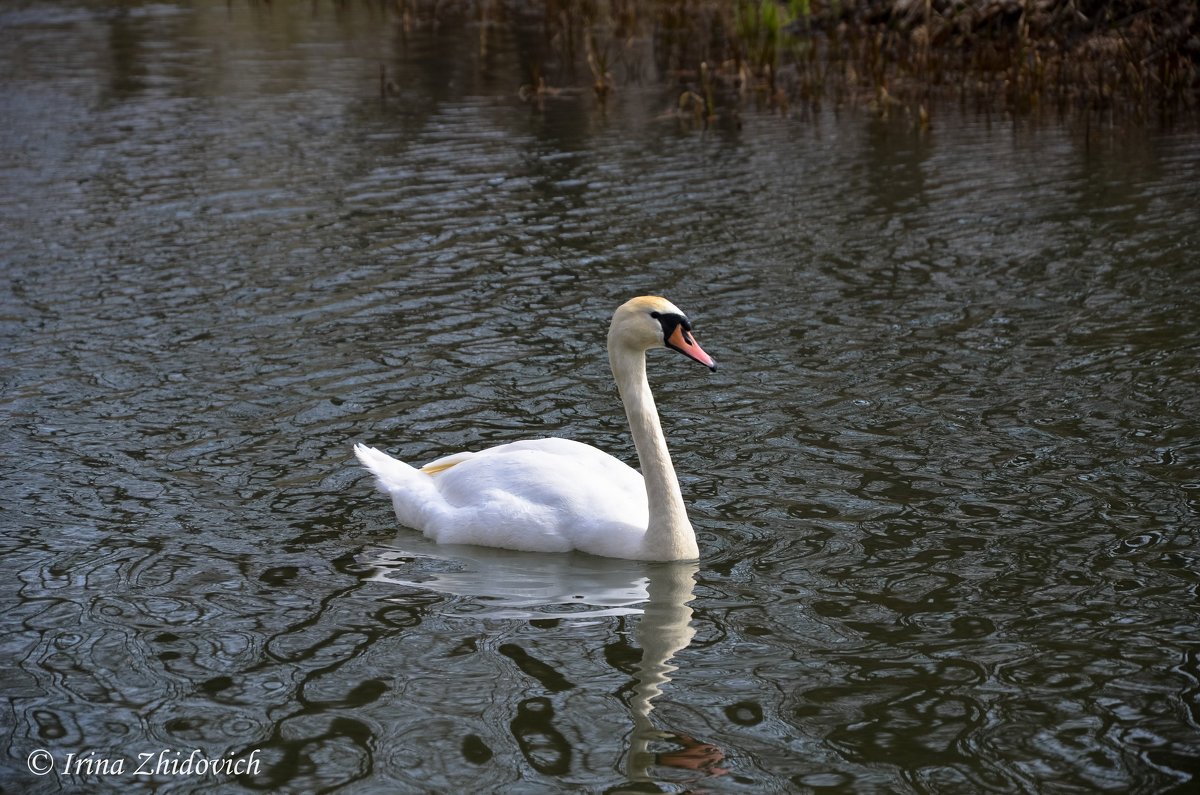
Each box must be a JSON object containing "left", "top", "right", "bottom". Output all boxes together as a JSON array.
[
  {"left": 649, "top": 310, "right": 687, "bottom": 327},
  {"left": 651, "top": 311, "right": 692, "bottom": 341}
]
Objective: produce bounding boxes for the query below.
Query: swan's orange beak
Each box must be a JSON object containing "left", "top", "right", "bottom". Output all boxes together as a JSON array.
[{"left": 667, "top": 324, "right": 717, "bottom": 371}]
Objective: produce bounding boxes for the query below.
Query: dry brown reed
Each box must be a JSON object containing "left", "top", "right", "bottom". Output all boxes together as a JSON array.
[{"left": 383, "top": 0, "right": 1200, "bottom": 124}]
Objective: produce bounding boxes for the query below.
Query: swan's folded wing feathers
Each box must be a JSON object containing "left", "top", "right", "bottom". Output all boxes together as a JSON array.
[{"left": 425, "top": 439, "right": 648, "bottom": 552}]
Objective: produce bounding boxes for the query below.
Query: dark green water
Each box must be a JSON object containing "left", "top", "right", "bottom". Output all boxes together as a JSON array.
[{"left": 2, "top": 2, "right": 1199, "bottom": 792}]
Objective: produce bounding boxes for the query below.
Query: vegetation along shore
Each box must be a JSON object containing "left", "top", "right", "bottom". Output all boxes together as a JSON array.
[{"left": 390, "top": 0, "right": 1200, "bottom": 124}]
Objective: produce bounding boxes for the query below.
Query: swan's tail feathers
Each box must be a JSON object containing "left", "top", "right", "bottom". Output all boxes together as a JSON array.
[
  {"left": 353, "top": 444, "right": 444, "bottom": 531},
  {"left": 354, "top": 444, "right": 416, "bottom": 491}
]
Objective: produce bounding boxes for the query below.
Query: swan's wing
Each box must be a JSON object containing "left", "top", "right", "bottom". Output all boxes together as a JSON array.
[{"left": 425, "top": 438, "right": 650, "bottom": 556}]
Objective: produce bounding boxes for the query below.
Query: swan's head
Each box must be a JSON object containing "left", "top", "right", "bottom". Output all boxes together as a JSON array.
[{"left": 609, "top": 296, "right": 716, "bottom": 371}]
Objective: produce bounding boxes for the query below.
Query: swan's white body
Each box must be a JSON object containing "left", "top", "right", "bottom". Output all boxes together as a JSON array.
[{"left": 354, "top": 296, "right": 715, "bottom": 561}]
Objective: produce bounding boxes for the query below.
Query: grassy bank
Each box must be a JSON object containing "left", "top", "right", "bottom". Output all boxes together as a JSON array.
[
  {"left": 758, "top": 0, "right": 1200, "bottom": 119},
  {"left": 390, "top": 0, "right": 1200, "bottom": 123}
]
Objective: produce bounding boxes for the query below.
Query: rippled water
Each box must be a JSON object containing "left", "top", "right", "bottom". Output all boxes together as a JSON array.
[{"left": 2, "top": 1, "right": 1199, "bottom": 792}]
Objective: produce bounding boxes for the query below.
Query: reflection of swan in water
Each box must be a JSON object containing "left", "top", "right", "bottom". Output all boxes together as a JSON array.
[
  {"left": 623, "top": 561, "right": 727, "bottom": 786},
  {"left": 357, "top": 544, "right": 725, "bottom": 785},
  {"left": 357, "top": 539, "right": 651, "bottom": 620}
]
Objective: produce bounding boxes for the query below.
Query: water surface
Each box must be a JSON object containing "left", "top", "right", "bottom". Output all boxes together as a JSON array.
[{"left": 2, "top": 1, "right": 1199, "bottom": 792}]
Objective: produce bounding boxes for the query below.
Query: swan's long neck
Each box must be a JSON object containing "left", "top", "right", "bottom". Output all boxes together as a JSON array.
[{"left": 609, "top": 344, "right": 699, "bottom": 561}]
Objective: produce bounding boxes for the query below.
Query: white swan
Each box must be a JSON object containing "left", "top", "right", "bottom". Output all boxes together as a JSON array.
[{"left": 353, "top": 296, "right": 716, "bottom": 561}]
